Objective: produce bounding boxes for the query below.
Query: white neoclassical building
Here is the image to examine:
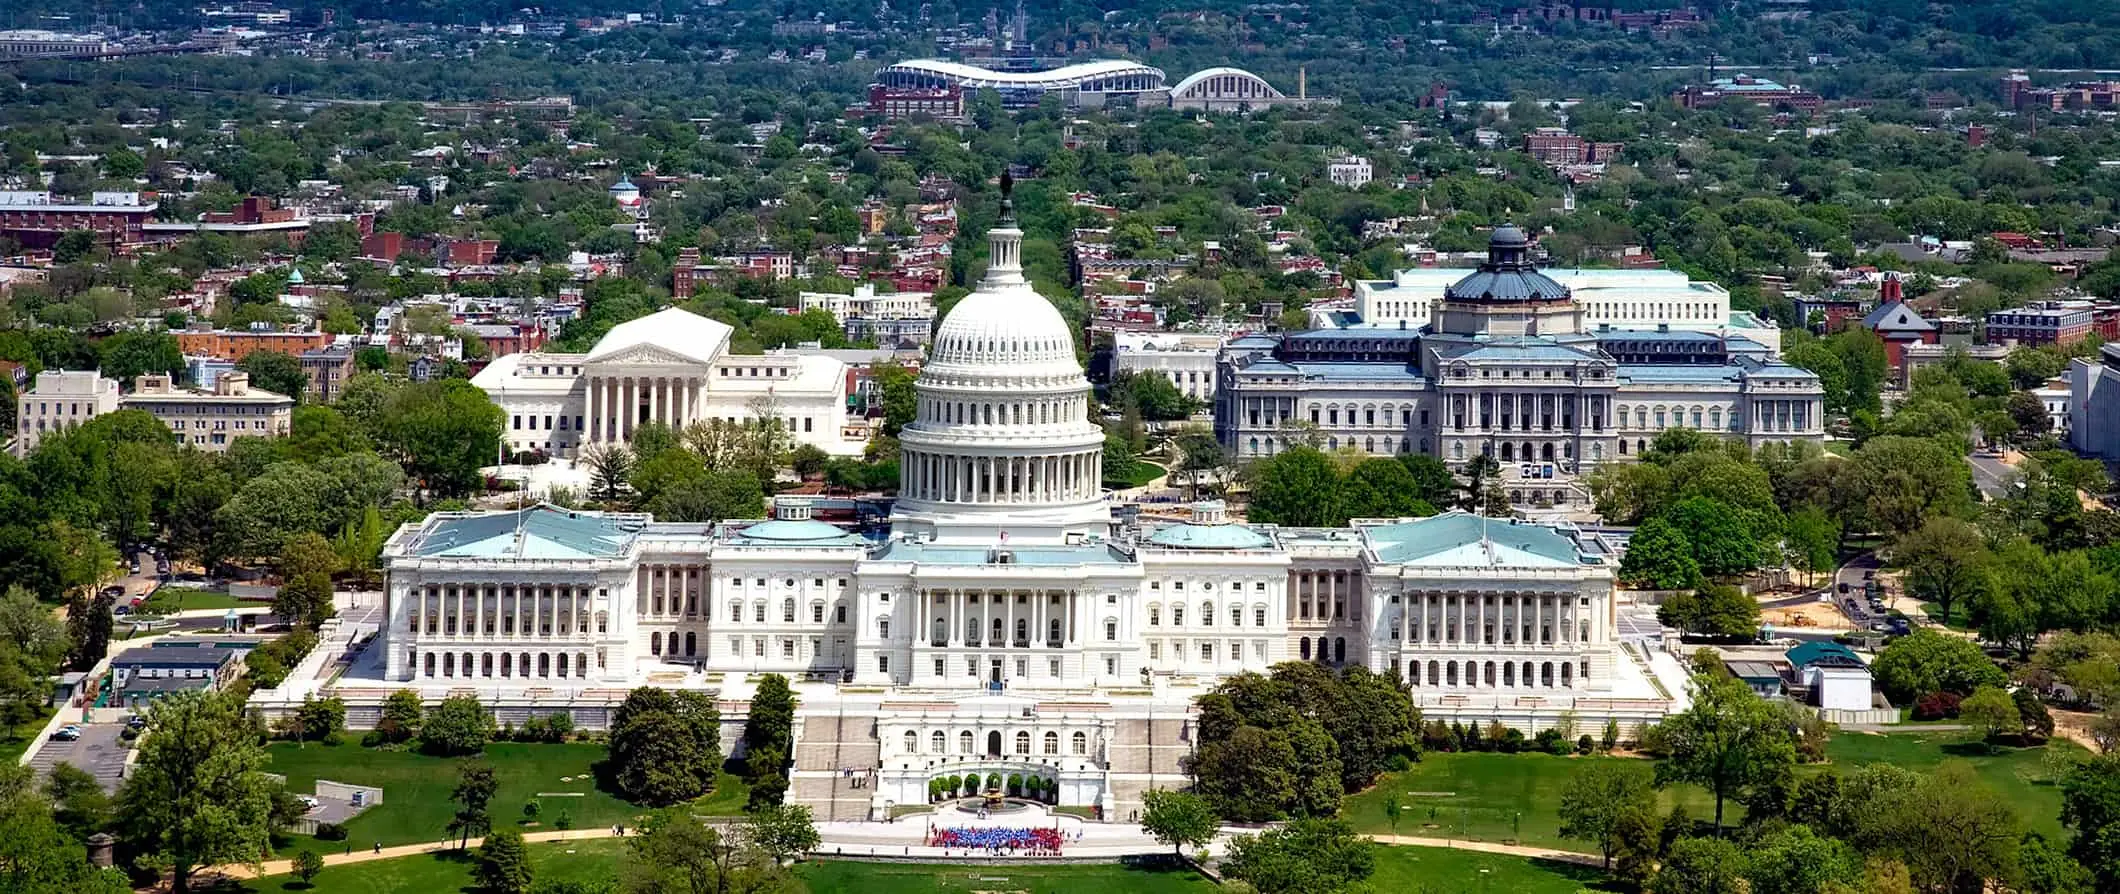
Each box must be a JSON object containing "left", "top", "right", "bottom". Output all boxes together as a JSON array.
[
  {"left": 1219, "top": 226, "right": 1824, "bottom": 505},
  {"left": 353, "top": 206, "right": 1670, "bottom": 824},
  {"left": 471, "top": 308, "right": 864, "bottom": 457}
]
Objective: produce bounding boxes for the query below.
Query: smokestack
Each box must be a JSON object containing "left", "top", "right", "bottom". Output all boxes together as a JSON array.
[{"left": 1298, "top": 66, "right": 1307, "bottom": 100}]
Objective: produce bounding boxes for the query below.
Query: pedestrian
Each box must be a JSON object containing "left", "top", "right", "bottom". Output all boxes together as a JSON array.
[{"left": 373, "top": 842, "right": 381, "bottom": 854}]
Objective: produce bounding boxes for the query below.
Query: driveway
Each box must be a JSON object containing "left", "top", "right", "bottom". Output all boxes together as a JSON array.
[{"left": 24, "top": 722, "right": 131, "bottom": 792}]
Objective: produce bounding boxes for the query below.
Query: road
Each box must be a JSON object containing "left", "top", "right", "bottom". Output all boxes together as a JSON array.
[{"left": 1967, "top": 453, "right": 2018, "bottom": 501}]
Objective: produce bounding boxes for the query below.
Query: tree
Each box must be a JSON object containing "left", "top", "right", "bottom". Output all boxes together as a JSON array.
[
  {"left": 273, "top": 572, "right": 334, "bottom": 630},
  {"left": 1245, "top": 447, "right": 1343, "bottom": 527},
  {"left": 1744, "top": 824, "right": 1863, "bottom": 894},
  {"left": 449, "top": 762, "right": 499, "bottom": 850},
  {"left": 1894, "top": 517, "right": 1988, "bottom": 626},
  {"left": 608, "top": 688, "right": 723, "bottom": 807},
  {"left": 2019, "top": 831, "right": 2096, "bottom": 894},
  {"left": 1621, "top": 516, "right": 1703, "bottom": 590},
  {"left": 115, "top": 691, "right": 276, "bottom": 894},
  {"left": 647, "top": 470, "right": 763, "bottom": 524},
  {"left": 582, "top": 443, "right": 635, "bottom": 502},
  {"left": 378, "top": 689, "right": 423, "bottom": 743},
  {"left": 742, "top": 675, "right": 795, "bottom": 809},
  {"left": 1611, "top": 802, "right": 1663, "bottom": 888},
  {"left": 420, "top": 694, "right": 495, "bottom": 756},
  {"left": 96, "top": 331, "right": 183, "bottom": 385},
  {"left": 1558, "top": 761, "right": 1657, "bottom": 869},
  {"left": 1656, "top": 673, "right": 1798, "bottom": 834},
  {"left": 476, "top": 828, "right": 533, "bottom": 894},
  {"left": 1650, "top": 836, "right": 1749, "bottom": 894},
  {"left": 1171, "top": 427, "right": 1229, "bottom": 501},
  {"left": 236, "top": 350, "right": 310, "bottom": 402},
  {"left": 1657, "top": 584, "right": 1763, "bottom": 640},
  {"left": 1784, "top": 507, "right": 1839, "bottom": 585},
  {"left": 43, "top": 761, "right": 111, "bottom": 841},
  {"left": 292, "top": 850, "right": 324, "bottom": 887},
  {"left": 2062, "top": 753, "right": 2120, "bottom": 891},
  {"left": 1961, "top": 686, "right": 2022, "bottom": 748},
  {"left": 741, "top": 803, "right": 819, "bottom": 864},
  {"left": 1222, "top": 818, "right": 1374, "bottom": 894},
  {"left": 1140, "top": 789, "right": 1220, "bottom": 857},
  {"left": 1340, "top": 458, "right": 1436, "bottom": 521},
  {"left": 1871, "top": 630, "right": 2008, "bottom": 703},
  {"left": 622, "top": 806, "right": 792, "bottom": 894},
  {"left": 1398, "top": 454, "right": 1460, "bottom": 507},
  {"left": 378, "top": 380, "right": 506, "bottom": 499}
]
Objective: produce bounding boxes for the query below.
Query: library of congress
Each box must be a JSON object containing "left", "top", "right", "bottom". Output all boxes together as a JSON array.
[{"left": 362, "top": 204, "right": 1672, "bottom": 822}]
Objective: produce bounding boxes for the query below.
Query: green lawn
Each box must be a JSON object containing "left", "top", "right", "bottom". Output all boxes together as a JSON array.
[
  {"left": 264, "top": 742, "right": 748, "bottom": 846},
  {"left": 1824, "top": 731, "right": 2079, "bottom": 840},
  {"left": 796, "top": 860, "right": 1217, "bottom": 893},
  {"left": 1102, "top": 460, "right": 1164, "bottom": 489},
  {"left": 243, "top": 839, "right": 625, "bottom": 893},
  {"left": 141, "top": 587, "right": 259, "bottom": 614},
  {"left": 1344, "top": 733, "right": 2084, "bottom": 854},
  {"left": 1370, "top": 846, "right": 1611, "bottom": 894},
  {"left": 1915, "top": 602, "right": 1977, "bottom": 631},
  {"left": 1344, "top": 752, "right": 1723, "bottom": 849},
  {"left": 243, "top": 843, "right": 1587, "bottom": 894},
  {"left": 0, "top": 706, "right": 57, "bottom": 763}
]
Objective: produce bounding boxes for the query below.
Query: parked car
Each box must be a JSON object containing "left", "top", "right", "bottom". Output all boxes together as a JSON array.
[
  {"left": 113, "top": 605, "right": 130, "bottom": 616},
  {"left": 52, "top": 725, "right": 81, "bottom": 741},
  {"left": 297, "top": 795, "right": 320, "bottom": 811},
  {"left": 125, "top": 715, "right": 146, "bottom": 730}
]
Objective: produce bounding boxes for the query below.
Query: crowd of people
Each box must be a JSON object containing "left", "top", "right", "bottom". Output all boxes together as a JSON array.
[{"left": 929, "top": 826, "right": 1066, "bottom": 855}]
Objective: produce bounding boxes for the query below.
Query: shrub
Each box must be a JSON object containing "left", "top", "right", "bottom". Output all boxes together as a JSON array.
[
  {"left": 1576, "top": 734, "right": 1595, "bottom": 755},
  {"left": 360, "top": 730, "right": 386, "bottom": 747},
  {"left": 1384, "top": 753, "right": 1412, "bottom": 772},
  {"left": 320, "top": 731, "right": 344, "bottom": 747},
  {"left": 314, "top": 822, "right": 348, "bottom": 841},
  {"left": 1533, "top": 728, "right": 1566, "bottom": 754},
  {"left": 554, "top": 809, "right": 573, "bottom": 831},
  {"left": 522, "top": 799, "right": 541, "bottom": 821},
  {"left": 1913, "top": 690, "right": 1964, "bottom": 721}
]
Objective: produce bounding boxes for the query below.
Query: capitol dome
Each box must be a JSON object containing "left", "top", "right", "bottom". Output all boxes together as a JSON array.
[{"left": 891, "top": 175, "right": 1110, "bottom": 545}]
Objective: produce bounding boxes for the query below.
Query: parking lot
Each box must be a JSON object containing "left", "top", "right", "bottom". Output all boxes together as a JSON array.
[{"left": 25, "top": 722, "right": 132, "bottom": 792}]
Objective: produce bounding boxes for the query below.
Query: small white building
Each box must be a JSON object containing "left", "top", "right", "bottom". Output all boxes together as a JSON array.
[
  {"left": 13, "top": 369, "right": 121, "bottom": 456},
  {"left": 798, "top": 283, "right": 936, "bottom": 347},
  {"left": 1327, "top": 155, "right": 1373, "bottom": 189},
  {"left": 1112, "top": 331, "right": 1222, "bottom": 403},
  {"left": 2032, "top": 377, "right": 2071, "bottom": 438},
  {"left": 1786, "top": 642, "right": 1873, "bottom": 712}
]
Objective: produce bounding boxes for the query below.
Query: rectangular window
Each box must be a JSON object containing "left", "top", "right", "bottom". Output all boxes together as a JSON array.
[
  {"left": 877, "top": 654, "right": 890, "bottom": 674},
  {"left": 754, "top": 639, "right": 765, "bottom": 656},
  {"left": 1149, "top": 642, "right": 1161, "bottom": 660},
  {"left": 1201, "top": 642, "right": 1213, "bottom": 661},
  {"left": 1232, "top": 642, "right": 1244, "bottom": 660}
]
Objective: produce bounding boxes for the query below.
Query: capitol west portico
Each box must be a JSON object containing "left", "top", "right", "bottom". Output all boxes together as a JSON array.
[{"left": 336, "top": 205, "right": 1675, "bottom": 823}]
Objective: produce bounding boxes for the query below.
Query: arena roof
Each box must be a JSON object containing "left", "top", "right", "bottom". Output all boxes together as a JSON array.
[
  {"left": 875, "top": 58, "right": 1166, "bottom": 91},
  {"left": 1169, "top": 66, "right": 1284, "bottom": 99}
]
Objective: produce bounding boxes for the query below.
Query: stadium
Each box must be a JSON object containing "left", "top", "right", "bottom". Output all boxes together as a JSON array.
[{"left": 871, "top": 58, "right": 1168, "bottom": 108}]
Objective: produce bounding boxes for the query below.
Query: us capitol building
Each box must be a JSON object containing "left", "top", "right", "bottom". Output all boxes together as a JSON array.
[{"left": 351, "top": 203, "right": 1674, "bottom": 823}]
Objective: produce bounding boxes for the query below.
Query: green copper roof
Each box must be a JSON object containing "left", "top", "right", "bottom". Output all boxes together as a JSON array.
[
  {"left": 1362, "top": 512, "right": 1582, "bottom": 567},
  {"left": 1145, "top": 523, "right": 1274, "bottom": 550},
  {"left": 411, "top": 505, "right": 641, "bottom": 559}
]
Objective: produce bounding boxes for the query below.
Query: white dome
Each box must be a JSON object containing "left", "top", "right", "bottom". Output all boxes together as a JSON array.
[
  {"left": 889, "top": 200, "right": 1109, "bottom": 545},
  {"left": 928, "top": 287, "right": 1078, "bottom": 372}
]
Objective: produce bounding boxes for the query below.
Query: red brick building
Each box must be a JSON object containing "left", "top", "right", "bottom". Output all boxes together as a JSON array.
[{"left": 0, "top": 191, "right": 156, "bottom": 249}]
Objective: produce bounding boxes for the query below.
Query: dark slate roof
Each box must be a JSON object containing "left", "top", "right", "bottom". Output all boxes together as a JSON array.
[
  {"left": 1442, "top": 225, "right": 1571, "bottom": 303},
  {"left": 1861, "top": 300, "right": 1935, "bottom": 333}
]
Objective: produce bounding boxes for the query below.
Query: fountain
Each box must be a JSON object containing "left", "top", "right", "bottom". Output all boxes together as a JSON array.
[{"left": 950, "top": 789, "right": 1039, "bottom": 816}]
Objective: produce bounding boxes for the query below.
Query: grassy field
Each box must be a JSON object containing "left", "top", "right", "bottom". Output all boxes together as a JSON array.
[
  {"left": 1344, "top": 732, "right": 2084, "bottom": 853},
  {"left": 241, "top": 839, "right": 626, "bottom": 893},
  {"left": 1824, "top": 731, "right": 2078, "bottom": 839},
  {"left": 1915, "top": 602, "right": 1977, "bottom": 631},
  {"left": 264, "top": 742, "right": 749, "bottom": 846},
  {"left": 141, "top": 587, "right": 259, "bottom": 614},
  {"left": 1102, "top": 460, "right": 1164, "bottom": 489},
  {"left": 0, "top": 706, "right": 57, "bottom": 763},
  {"left": 1370, "top": 846, "right": 1611, "bottom": 894},
  {"left": 241, "top": 843, "right": 1591, "bottom": 894},
  {"left": 1343, "top": 752, "right": 1721, "bottom": 848}
]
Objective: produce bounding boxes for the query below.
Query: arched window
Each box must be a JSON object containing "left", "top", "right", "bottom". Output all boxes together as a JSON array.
[
  {"left": 1013, "top": 731, "right": 1031, "bottom": 754},
  {"left": 650, "top": 632, "right": 662, "bottom": 655},
  {"left": 932, "top": 731, "right": 946, "bottom": 753},
  {"left": 1043, "top": 732, "right": 1060, "bottom": 755},
  {"left": 684, "top": 632, "right": 697, "bottom": 657},
  {"left": 903, "top": 731, "right": 918, "bottom": 753},
  {"left": 1300, "top": 638, "right": 1312, "bottom": 660},
  {"left": 782, "top": 598, "right": 795, "bottom": 622},
  {"left": 959, "top": 730, "right": 974, "bottom": 754},
  {"left": 1200, "top": 602, "right": 1213, "bottom": 625}
]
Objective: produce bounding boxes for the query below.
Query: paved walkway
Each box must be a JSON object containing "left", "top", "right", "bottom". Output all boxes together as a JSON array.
[
  {"left": 1368, "top": 834, "right": 1602, "bottom": 866},
  {"left": 218, "top": 828, "right": 626, "bottom": 879}
]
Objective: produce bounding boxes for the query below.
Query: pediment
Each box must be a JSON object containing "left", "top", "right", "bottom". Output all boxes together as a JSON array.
[{"left": 590, "top": 343, "right": 706, "bottom": 368}]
